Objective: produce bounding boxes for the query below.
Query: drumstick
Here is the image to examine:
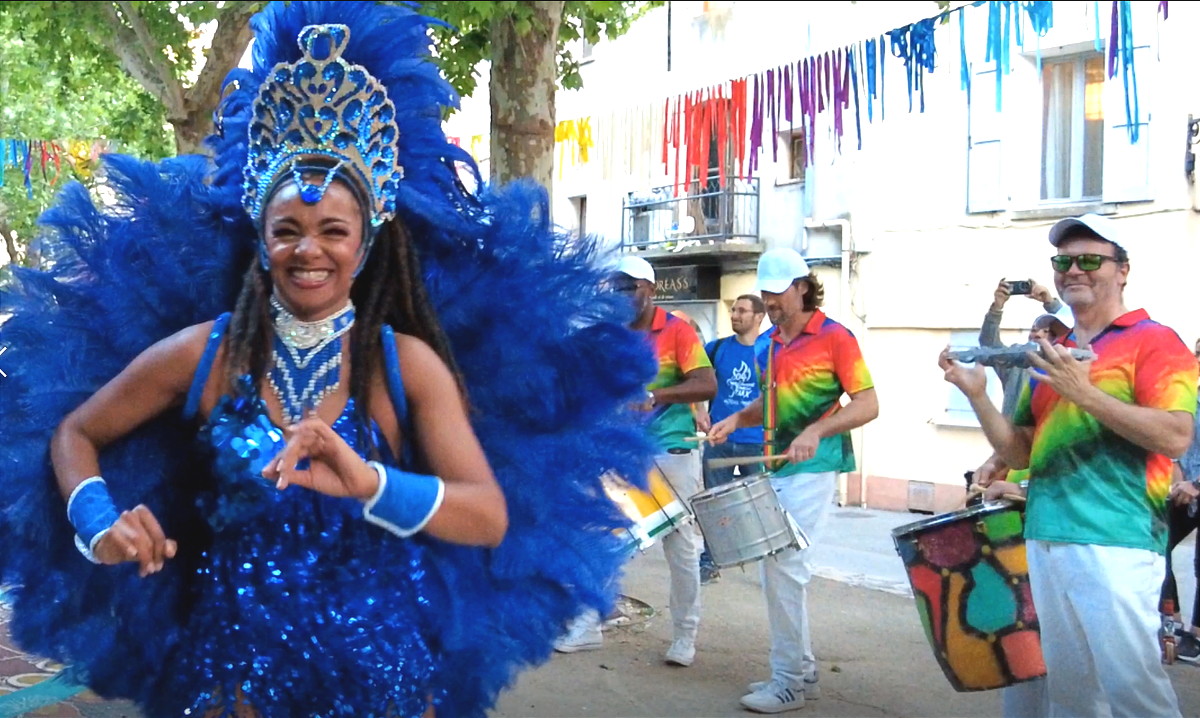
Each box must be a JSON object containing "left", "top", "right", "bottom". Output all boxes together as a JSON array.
[
  {"left": 705, "top": 454, "right": 789, "bottom": 469},
  {"left": 966, "top": 484, "right": 1027, "bottom": 503}
]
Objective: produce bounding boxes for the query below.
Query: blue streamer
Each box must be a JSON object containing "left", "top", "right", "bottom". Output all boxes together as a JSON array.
[
  {"left": 1118, "top": 0, "right": 1139, "bottom": 143},
  {"left": 960, "top": 8, "right": 971, "bottom": 103},
  {"left": 1, "top": 140, "right": 6, "bottom": 188},
  {"left": 866, "top": 38, "right": 877, "bottom": 122},
  {"left": 1094, "top": 1, "right": 1103, "bottom": 51},
  {"left": 849, "top": 47, "right": 862, "bottom": 150},
  {"left": 1026, "top": 1, "right": 1054, "bottom": 72},
  {"left": 889, "top": 19, "right": 937, "bottom": 114},
  {"left": 880, "top": 34, "right": 885, "bottom": 121}
]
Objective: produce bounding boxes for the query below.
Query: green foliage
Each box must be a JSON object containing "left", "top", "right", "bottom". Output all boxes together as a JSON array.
[{"left": 416, "top": 1, "right": 664, "bottom": 103}]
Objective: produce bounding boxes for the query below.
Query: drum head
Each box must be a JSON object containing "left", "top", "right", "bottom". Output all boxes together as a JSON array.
[{"left": 891, "top": 499, "right": 1020, "bottom": 540}]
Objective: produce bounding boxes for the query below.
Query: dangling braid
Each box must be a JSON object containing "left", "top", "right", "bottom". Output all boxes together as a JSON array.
[{"left": 224, "top": 261, "right": 274, "bottom": 395}]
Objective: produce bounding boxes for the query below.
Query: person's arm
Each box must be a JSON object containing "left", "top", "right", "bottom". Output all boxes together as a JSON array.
[
  {"left": 804, "top": 388, "right": 879, "bottom": 440},
  {"left": 652, "top": 366, "right": 717, "bottom": 406},
  {"left": 980, "top": 280, "right": 1009, "bottom": 348},
  {"left": 939, "top": 347, "right": 1034, "bottom": 469},
  {"left": 1028, "top": 337, "right": 1196, "bottom": 459},
  {"left": 1030, "top": 282, "right": 1062, "bottom": 314},
  {"left": 398, "top": 335, "right": 508, "bottom": 547},
  {"left": 651, "top": 321, "right": 717, "bottom": 406},
  {"left": 50, "top": 321, "right": 211, "bottom": 573}
]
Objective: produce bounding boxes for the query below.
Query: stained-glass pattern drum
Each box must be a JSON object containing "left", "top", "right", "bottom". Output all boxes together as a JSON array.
[{"left": 891, "top": 500, "right": 1046, "bottom": 692}]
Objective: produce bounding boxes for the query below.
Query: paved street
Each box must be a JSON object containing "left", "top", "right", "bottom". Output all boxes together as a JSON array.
[{"left": 2, "top": 507, "right": 1197, "bottom": 717}]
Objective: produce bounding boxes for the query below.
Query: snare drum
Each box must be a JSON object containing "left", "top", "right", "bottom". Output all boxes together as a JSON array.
[
  {"left": 892, "top": 501, "right": 1046, "bottom": 692},
  {"left": 689, "top": 473, "right": 809, "bottom": 568},
  {"left": 603, "top": 467, "right": 691, "bottom": 552}
]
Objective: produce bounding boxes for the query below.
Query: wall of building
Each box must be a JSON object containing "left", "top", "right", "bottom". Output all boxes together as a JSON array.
[{"left": 443, "top": 0, "right": 1200, "bottom": 510}]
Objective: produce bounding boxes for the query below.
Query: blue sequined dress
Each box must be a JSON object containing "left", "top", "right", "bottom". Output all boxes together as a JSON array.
[{"left": 157, "top": 318, "right": 438, "bottom": 717}]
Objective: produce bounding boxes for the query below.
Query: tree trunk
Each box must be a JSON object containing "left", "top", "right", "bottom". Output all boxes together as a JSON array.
[
  {"left": 171, "top": 108, "right": 212, "bottom": 157},
  {"left": 489, "top": 0, "right": 563, "bottom": 204}
]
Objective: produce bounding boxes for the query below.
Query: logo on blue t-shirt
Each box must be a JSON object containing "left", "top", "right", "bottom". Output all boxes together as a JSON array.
[{"left": 707, "top": 337, "right": 764, "bottom": 445}]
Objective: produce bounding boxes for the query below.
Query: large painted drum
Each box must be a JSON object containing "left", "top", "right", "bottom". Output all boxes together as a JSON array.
[{"left": 891, "top": 500, "right": 1046, "bottom": 692}]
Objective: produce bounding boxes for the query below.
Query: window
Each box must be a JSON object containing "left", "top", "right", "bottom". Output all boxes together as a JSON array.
[
  {"left": 1040, "top": 54, "right": 1105, "bottom": 202},
  {"left": 570, "top": 195, "right": 587, "bottom": 238},
  {"left": 581, "top": 38, "right": 594, "bottom": 63},
  {"left": 776, "top": 131, "right": 807, "bottom": 184},
  {"left": 939, "top": 331, "right": 1003, "bottom": 428}
]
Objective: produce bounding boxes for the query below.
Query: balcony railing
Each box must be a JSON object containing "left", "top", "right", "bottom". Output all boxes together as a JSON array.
[{"left": 620, "top": 176, "right": 760, "bottom": 254}]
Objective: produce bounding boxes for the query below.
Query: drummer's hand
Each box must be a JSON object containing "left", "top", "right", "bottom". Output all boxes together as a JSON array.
[
  {"left": 92, "top": 505, "right": 178, "bottom": 577},
  {"left": 973, "top": 455, "right": 1007, "bottom": 488},
  {"left": 695, "top": 406, "right": 712, "bottom": 434},
  {"left": 984, "top": 481, "right": 1025, "bottom": 502},
  {"left": 708, "top": 415, "right": 738, "bottom": 445},
  {"left": 938, "top": 345, "right": 988, "bottom": 400},
  {"left": 262, "top": 410, "right": 380, "bottom": 500},
  {"left": 1170, "top": 480, "right": 1200, "bottom": 507},
  {"left": 786, "top": 427, "right": 821, "bottom": 465}
]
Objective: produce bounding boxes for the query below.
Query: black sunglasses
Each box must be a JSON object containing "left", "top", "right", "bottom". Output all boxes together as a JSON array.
[{"left": 1050, "top": 254, "right": 1119, "bottom": 273}]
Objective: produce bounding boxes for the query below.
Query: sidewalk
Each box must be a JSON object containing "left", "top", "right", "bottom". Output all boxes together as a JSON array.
[{"left": 496, "top": 505, "right": 1198, "bottom": 718}]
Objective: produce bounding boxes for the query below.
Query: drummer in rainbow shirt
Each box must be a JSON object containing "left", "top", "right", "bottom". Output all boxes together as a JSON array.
[
  {"left": 709, "top": 248, "right": 879, "bottom": 714},
  {"left": 941, "top": 214, "right": 1194, "bottom": 718}
]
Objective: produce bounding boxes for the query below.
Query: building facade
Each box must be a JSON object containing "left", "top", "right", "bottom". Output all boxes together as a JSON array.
[{"left": 444, "top": 0, "right": 1200, "bottom": 511}]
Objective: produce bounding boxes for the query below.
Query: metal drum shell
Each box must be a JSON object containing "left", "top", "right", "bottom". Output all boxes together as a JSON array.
[{"left": 689, "top": 473, "right": 808, "bottom": 569}]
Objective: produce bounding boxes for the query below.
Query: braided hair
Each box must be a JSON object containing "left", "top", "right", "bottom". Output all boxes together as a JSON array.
[{"left": 223, "top": 173, "right": 465, "bottom": 459}]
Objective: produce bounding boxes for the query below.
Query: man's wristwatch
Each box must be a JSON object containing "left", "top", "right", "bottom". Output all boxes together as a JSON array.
[{"left": 646, "top": 390, "right": 656, "bottom": 408}]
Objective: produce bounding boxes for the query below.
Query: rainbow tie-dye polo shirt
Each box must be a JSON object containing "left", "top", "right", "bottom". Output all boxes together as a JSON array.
[
  {"left": 757, "top": 309, "right": 874, "bottom": 477},
  {"left": 646, "top": 306, "right": 712, "bottom": 452},
  {"left": 1013, "top": 309, "right": 1199, "bottom": 554}
]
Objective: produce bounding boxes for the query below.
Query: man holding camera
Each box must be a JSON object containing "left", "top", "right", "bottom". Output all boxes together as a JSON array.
[{"left": 941, "top": 215, "right": 1194, "bottom": 718}]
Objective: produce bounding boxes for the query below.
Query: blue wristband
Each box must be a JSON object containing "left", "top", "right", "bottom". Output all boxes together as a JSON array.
[
  {"left": 362, "top": 462, "right": 445, "bottom": 538},
  {"left": 67, "top": 477, "right": 120, "bottom": 561}
]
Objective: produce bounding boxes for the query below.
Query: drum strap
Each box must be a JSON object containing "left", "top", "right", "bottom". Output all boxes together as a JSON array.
[{"left": 764, "top": 338, "right": 778, "bottom": 460}]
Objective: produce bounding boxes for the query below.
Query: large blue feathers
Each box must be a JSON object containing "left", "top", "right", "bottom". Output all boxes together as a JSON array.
[{"left": 0, "top": 2, "right": 659, "bottom": 716}]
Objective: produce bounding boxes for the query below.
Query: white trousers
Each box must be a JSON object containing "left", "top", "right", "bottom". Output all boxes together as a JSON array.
[
  {"left": 1002, "top": 677, "right": 1049, "bottom": 718},
  {"left": 1026, "top": 540, "right": 1182, "bottom": 718},
  {"left": 656, "top": 450, "right": 704, "bottom": 642},
  {"left": 759, "top": 471, "right": 836, "bottom": 687}
]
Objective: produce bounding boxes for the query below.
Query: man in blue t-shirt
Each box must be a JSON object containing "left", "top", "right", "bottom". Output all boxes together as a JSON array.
[{"left": 696, "top": 294, "right": 768, "bottom": 583}]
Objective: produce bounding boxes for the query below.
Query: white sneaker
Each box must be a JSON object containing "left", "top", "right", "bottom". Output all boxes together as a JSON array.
[
  {"left": 747, "top": 677, "right": 820, "bottom": 700},
  {"left": 553, "top": 611, "right": 603, "bottom": 653},
  {"left": 664, "top": 639, "right": 695, "bottom": 667},
  {"left": 740, "top": 679, "right": 805, "bottom": 714}
]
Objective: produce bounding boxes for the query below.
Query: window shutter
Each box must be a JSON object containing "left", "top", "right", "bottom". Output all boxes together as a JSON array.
[
  {"left": 1102, "top": 43, "right": 1154, "bottom": 203},
  {"left": 967, "top": 66, "right": 1006, "bottom": 213}
]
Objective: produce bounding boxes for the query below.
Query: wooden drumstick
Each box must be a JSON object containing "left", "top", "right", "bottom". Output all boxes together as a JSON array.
[
  {"left": 705, "top": 454, "right": 789, "bottom": 469},
  {"left": 966, "top": 484, "right": 1027, "bottom": 503}
]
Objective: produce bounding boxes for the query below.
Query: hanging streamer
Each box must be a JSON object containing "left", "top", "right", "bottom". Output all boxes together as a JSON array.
[
  {"left": 888, "top": 18, "right": 936, "bottom": 114},
  {"left": 879, "top": 34, "right": 886, "bottom": 121},
  {"left": 866, "top": 38, "right": 877, "bottom": 123},
  {"left": 1026, "top": 1, "right": 1053, "bottom": 72},
  {"left": 849, "top": 46, "right": 862, "bottom": 152},
  {"left": 1115, "top": 0, "right": 1140, "bottom": 143}
]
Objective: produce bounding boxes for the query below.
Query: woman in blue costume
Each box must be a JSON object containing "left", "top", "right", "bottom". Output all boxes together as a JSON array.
[{"left": 0, "top": 2, "right": 658, "bottom": 717}]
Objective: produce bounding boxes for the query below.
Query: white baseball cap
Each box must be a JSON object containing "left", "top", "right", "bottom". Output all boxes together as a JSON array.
[
  {"left": 1047, "top": 213, "right": 1127, "bottom": 252},
  {"left": 754, "top": 248, "right": 811, "bottom": 294},
  {"left": 1035, "top": 305, "right": 1075, "bottom": 334},
  {"left": 613, "top": 255, "right": 655, "bottom": 283}
]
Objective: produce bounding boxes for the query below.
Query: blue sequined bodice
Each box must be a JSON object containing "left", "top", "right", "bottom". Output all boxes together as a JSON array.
[
  {"left": 196, "top": 374, "right": 394, "bottom": 531},
  {"left": 172, "top": 375, "right": 436, "bottom": 718}
]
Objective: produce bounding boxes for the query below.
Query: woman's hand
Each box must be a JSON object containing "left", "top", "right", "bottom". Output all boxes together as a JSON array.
[
  {"left": 93, "top": 505, "right": 178, "bottom": 577},
  {"left": 261, "top": 411, "right": 380, "bottom": 500}
]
